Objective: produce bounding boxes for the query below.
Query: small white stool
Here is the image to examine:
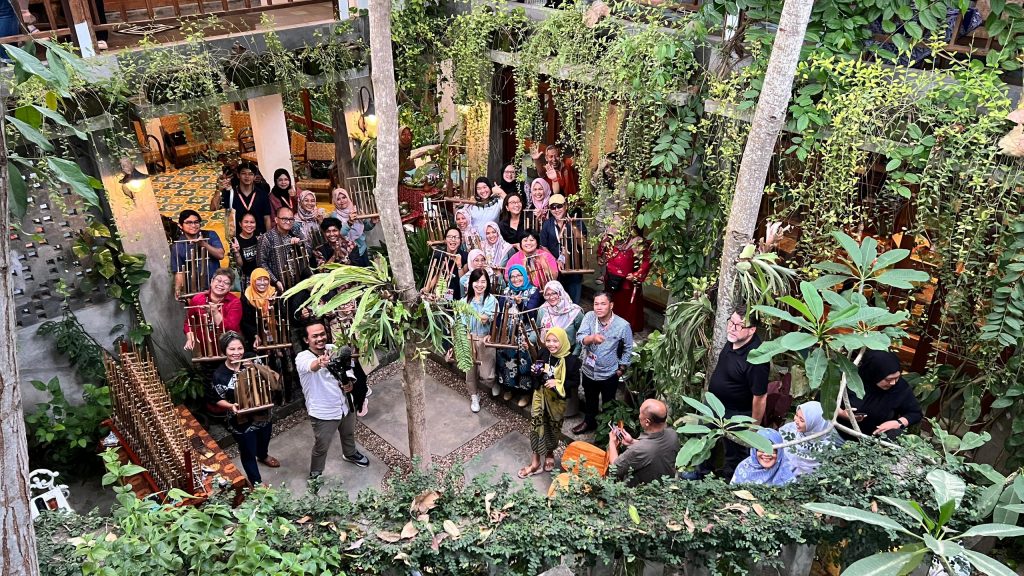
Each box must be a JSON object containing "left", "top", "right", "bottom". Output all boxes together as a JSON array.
[{"left": 29, "top": 468, "right": 73, "bottom": 519}]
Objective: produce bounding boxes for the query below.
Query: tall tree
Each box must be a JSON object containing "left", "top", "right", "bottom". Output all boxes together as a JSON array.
[
  {"left": 0, "top": 115, "right": 40, "bottom": 575},
  {"left": 709, "top": 0, "right": 814, "bottom": 372},
  {"left": 368, "top": 0, "right": 429, "bottom": 467}
]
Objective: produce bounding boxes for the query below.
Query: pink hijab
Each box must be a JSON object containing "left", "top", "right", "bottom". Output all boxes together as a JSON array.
[{"left": 529, "top": 178, "right": 552, "bottom": 212}]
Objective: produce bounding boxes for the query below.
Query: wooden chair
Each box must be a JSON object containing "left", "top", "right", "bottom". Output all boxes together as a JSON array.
[
  {"left": 133, "top": 120, "right": 165, "bottom": 174},
  {"left": 160, "top": 115, "right": 208, "bottom": 168},
  {"left": 298, "top": 141, "right": 336, "bottom": 200},
  {"left": 290, "top": 131, "right": 307, "bottom": 165}
]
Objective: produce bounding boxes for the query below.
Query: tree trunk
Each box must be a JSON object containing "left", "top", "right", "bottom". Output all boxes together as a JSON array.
[
  {"left": 708, "top": 0, "right": 814, "bottom": 376},
  {"left": 0, "top": 114, "right": 40, "bottom": 575},
  {"left": 368, "top": 0, "right": 429, "bottom": 468}
]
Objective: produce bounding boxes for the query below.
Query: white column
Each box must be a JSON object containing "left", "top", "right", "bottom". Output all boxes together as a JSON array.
[{"left": 247, "top": 93, "right": 293, "bottom": 180}]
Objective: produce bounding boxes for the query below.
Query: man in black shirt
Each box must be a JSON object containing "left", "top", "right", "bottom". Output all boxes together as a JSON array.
[
  {"left": 212, "top": 162, "right": 273, "bottom": 236},
  {"left": 706, "top": 305, "right": 769, "bottom": 479}
]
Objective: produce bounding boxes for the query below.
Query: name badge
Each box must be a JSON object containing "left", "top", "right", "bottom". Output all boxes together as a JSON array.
[{"left": 584, "top": 351, "right": 597, "bottom": 367}]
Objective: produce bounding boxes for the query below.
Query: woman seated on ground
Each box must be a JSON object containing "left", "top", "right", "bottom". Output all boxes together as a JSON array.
[
  {"left": 330, "top": 187, "right": 373, "bottom": 266},
  {"left": 496, "top": 265, "right": 544, "bottom": 407},
  {"left": 779, "top": 401, "right": 840, "bottom": 477},
  {"left": 462, "top": 269, "right": 498, "bottom": 413},
  {"left": 460, "top": 249, "right": 488, "bottom": 295},
  {"left": 482, "top": 221, "right": 513, "bottom": 271},
  {"left": 839, "top": 349, "right": 922, "bottom": 441},
  {"left": 455, "top": 207, "right": 482, "bottom": 253},
  {"left": 421, "top": 227, "right": 465, "bottom": 301},
  {"left": 518, "top": 327, "right": 579, "bottom": 478},
  {"left": 207, "top": 331, "right": 279, "bottom": 487},
  {"left": 293, "top": 189, "right": 326, "bottom": 250},
  {"left": 536, "top": 280, "right": 584, "bottom": 356},
  {"left": 184, "top": 268, "right": 242, "bottom": 354},
  {"left": 499, "top": 193, "right": 528, "bottom": 248},
  {"left": 505, "top": 231, "right": 559, "bottom": 289},
  {"left": 730, "top": 428, "right": 795, "bottom": 486}
]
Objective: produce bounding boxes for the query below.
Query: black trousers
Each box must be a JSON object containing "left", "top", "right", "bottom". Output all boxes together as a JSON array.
[
  {"left": 581, "top": 373, "right": 619, "bottom": 427},
  {"left": 234, "top": 423, "right": 272, "bottom": 485}
]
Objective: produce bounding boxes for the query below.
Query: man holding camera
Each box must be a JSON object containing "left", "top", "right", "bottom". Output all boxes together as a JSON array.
[
  {"left": 296, "top": 321, "right": 369, "bottom": 479},
  {"left": 607, "top": 399, "right": 679, "bottom": 487}
]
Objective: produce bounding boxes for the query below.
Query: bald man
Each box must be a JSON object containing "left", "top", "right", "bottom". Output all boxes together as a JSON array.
[{"left": 607, "top": 399, "right": 680, "bottom": 487}]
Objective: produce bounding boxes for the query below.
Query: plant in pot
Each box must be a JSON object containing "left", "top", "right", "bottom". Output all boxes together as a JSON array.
[{"left": 299, "top": 22, "right": 365, "bottom": 80}]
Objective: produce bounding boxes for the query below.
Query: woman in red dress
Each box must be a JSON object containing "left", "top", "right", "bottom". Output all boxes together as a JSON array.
[{"left": 598, "top": 225, "right": 651, "bottom": 332}]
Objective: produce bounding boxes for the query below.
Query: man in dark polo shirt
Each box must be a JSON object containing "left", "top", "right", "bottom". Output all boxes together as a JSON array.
[
  {"left": 607, "top": 399, "right": 679, "bottom": 487},
  {"left": 706, "top": 305, "right": 769, "bottom": 479}
]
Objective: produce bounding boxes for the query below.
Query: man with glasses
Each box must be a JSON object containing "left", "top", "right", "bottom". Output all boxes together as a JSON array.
[
  {"left": 705, "top": 304, "right": 770, "bottom": 479},
  {"left": 540, "top": 194, "right": 587, "bottom": 303},
  {"left": 258, "top": 206, "right": 308, "bottom": 293},
  {"left": 211, "top": 161, "right": 272, "bottom": 235},
  {"left": 172, "top": 209, "right": 225, "bottom": 300}
]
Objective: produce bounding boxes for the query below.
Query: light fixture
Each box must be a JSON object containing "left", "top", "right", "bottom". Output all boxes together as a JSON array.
[
  {"left": 118, "top": 157, "right": 149, "bottom": 201},
  {"left": 358, "top": 86, "right": 376, "bottom": 134}
]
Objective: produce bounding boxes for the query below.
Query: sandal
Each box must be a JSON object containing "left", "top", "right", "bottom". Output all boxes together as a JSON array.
[
  {"left": 259, "top": 456, "right": 281, "bottom": 468},
  {"left": 544, "top": 457, "right": 555, "bottom": 472},
  {"left": 517, "top": 466, "right": 542, "bottom": 479}
]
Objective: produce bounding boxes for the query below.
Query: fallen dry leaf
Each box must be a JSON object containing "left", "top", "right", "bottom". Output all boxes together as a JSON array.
[
  {"left": 665, "top": 521, "right": 684, "bottom": 532},
  {"left": 377, "top": 530, "right": 403, "bottom": 543},
  {"left": 752, "top": 503, "right": 766, "bottom": 517},
  {"left": 703, "top": 523, "right": 714, "bottom": 533},
  {"left": 485, "top": 491, "right": 496, "bottom": 516},
  {"left": 443, "top": 519, "right": 461, "bottom": 538},
  {"left": 67, "top": 537, "right": 85, "bottom": 547},
  {"left": 722, "top": 503, "right": 750, "bottom": 514},
  {"left": 411, "top": 490, "right": 442, "bottom": 515},
  {"left": 732, "top": 490, "right": 757, "bottom": 501},
  {"left": 870, "top": 500, "right": 879, "bottom": 513},
  {"left": 346, "top": 537, "right": 364, "bottom": 550},
  {"left": 489, "top": 510, "right": 508, "bottom": 524},
  {"left": 401, "top": 521, "right": 419, "bottom": 540},
  {"left": 338, "top": 531, "right": 348, "bottom": 543},
  {"left": 104, "top": 533, "right": 118, "bottom": 542},
  {"left": 683, "top": 513, "right": 696, "bottom": 534},
  {"left": 479, "top": 527, "right": 493, "bottom": 541},
  {"left": 431, "top": 532, "right": 448, "bottom": 551},
  {"left": 296, "top": 516, "right": 312, "bottom": 525},
  {"left": 417, "top": 514, "right": 430, "bottom": 522},
  {"left": 394, "top": 552, "right": 411, "bottom": 563}
]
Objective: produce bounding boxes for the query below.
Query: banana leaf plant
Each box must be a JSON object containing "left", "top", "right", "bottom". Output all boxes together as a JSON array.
[
  {"left": 804, "top": 470, "right": 1024, "bottom": 576},
  {"left": 745, "top": 231, "right": 930, "bottom": 419}
]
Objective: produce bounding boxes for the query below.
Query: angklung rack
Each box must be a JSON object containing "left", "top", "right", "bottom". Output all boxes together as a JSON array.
[
  {"left": 274, "top": 241, "right": 311, "bottom": 289},
  {"left": 184, "top": 303, "right": 228, "bottom": 362},
  {"left": 423, "top": 248, "right": 461, "bottom": 298},
  {"left": 556, "top": 217, "right": 594, "bottom": 274},
  {"left": 523, "top": 252, "right": 557, "bottom": 288},
  {"left": 347, "top": 176, "right": 380, "bottom": 219},
  {"left": 254, "top": 296, "right": 292, "bottom": 351},
  {"left": 174, "top": 238, "right": 211, "bottom": 301},
  {"left": 422, "top": 197, "right": 451, "bottom": 246},
  {"left": 234, "top": 358, "right": 276, "bottom": 415}
]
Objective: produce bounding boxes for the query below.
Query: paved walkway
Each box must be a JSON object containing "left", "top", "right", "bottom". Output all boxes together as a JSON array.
[{"left": 239, "top": 360, "right": 596, "bottom": 497}]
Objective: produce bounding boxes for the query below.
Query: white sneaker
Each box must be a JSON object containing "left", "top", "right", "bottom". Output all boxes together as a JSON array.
[
  {"left": 470, "top": 394, "right": 480, "bottom": 413},
  {"left": 365, "top": 386, "right": 373, "bottom": 398},
  {"left": 491, "top": 385, "right": 501, "bottom": 397}
]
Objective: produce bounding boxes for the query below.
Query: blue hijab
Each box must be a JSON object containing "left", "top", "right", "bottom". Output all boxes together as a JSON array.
[
  {"left": 506, "top": 264, "right": 533, "bottom": 294},
  {"left": 780, "top": 401, "right": 839, "bottom": 477},
  {"left": 730, "top": 428, "right": 796, "bottom": 486}
]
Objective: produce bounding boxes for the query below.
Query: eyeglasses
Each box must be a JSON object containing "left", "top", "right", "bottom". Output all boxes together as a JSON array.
[
  {"left": 182, "top": 219, "right": 202, "bottom": 225},
  {"left": 550, "top": 204, "right": 565, "bottom": 209},
  {"left": 728, "top": 320, "right": 752, "bottom": 330},
  {"left": 211, "top": 277, "right": 232, "bottom": 286},
  {"left": 278, "top": 217, "right": 294, "bottom": 222}
]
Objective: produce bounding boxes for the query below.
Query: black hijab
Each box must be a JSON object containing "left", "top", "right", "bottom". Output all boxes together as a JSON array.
[
  {"left": 857, "top": 350, "right": 902, "bottom": 394},
  {"left": 845, "top": 349, "right": 922, "bottom": 439},
  {"left": 271, "top": 168, "right": 293, "bottom": 206},
  {"left": 498, "top": 164, "right": 521, "bottom": 198}
]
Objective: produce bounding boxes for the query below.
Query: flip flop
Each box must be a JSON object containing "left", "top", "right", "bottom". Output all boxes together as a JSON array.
[
  {"left": 259, "top": 456, "right": 281, "bottom": 468},
  {"left": 544, "top": 458, "right": 555, "bottom": 472},
  {"left": 517, "top": 466, "right": 542, "bottom": 479}
]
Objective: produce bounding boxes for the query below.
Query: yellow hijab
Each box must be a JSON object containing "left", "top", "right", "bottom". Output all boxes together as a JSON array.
[
  {"left": 245, "top": 268, "right": 277, "bottom": 311},
  {"left": 546, "top": 326, "right": 571, "bottom": 396}
]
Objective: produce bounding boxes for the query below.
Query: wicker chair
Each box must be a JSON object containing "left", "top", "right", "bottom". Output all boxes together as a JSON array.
[
  {"left": 160, "top": 115, "right": 208, "bottom": 168},
  {"left": 133, "top": 121, "right": 165, "bottom": 174},
  {"left": 290, "top": 131, "right": 307, "bottom": 165},
  {"left": 298, "top": 141, "right": 336, "bottom": 200}
]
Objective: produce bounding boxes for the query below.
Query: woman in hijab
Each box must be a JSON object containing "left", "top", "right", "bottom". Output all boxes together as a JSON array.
[
  {"left": 240, "top": 267, "right": 277, "bottom": 350},
  {"left": 453, "top": 177, "right": 505, "bottom": 239},
  {"left": 482, "top": 221, "right": 512, "bottom": 270},
  {"left": 455, "top": 207, "right": 482, "bottom": 253},
  {"left": 730, "top": 428, "right": 796, "bottom": 486},
  {"left": 496, "top": 264, "right": 544, "bottom": 406},
  {"left": 840, "top": 350, "right": 922, "bottom": 440},
  {"left": 294, "top": 189, "right": 326, "bottom": 248},
  {"left": 779, "top": 401, "right": 840, "bottom": 477},
  {"left": 536, "top": 280, "right": 584, "bottom": 355},
  {"left": 460, "top": 248, "right": 487, "bottom": 295},
  {"left": 518, "top": 326, "right": 579, "bottom": 478},
  {"left": 504, "top": 231, "right": 559, "bottom": 288},
  {"left": 269, "top": 168, "right": 298, "bottom": 224},
  {"left": 528, "top": 177, "right": 553, "bottom": 224},
  {"left": 331, "top": 188, "right": 370, "bottom": 266},
  {"left": 497, "top": 163, "right": 522, "bottom": 199}
]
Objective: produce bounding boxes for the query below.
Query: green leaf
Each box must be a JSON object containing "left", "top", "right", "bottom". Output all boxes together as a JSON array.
[
  {"left": 33, "top": 105, "right": 86, "bottom": 139},
  {"left": 705, "top": 392, "right": 726, "bottom": 418},
  {"left": 957, "top": 523, "right": 1024, "bottom": 539},
  {"left": 675, "top": 437, "right": 712, "bottom": 468},
  {"left": 835, "top": 354, "right": 865, "bottom": 398},
  {"left": 753, "top": 305, "right": 815, "bottom": 331},
  {"left": 928, "top": 469, "right": 966, "bottom": 508},
  {"left": 871, "top": 249, "right": 911, "bottom": 273},
  {"left": 832, "top": 231, "right": 866, "bottom": 272},
  {"left": 779, "top": 295, "right": 814, "bottom": 322},
  {"left": 923, "top": 534, "right": 964, "bottom": 559},
  {"left": 676, "top": 424, "right": 712, "bottom": 435},
  {"left": 3, "top": 43, "right": 54, "bottom": 81},
  {"left": 778, "top": 331, "right": 819, "bottom": 352},
  {"left": 731, "top": 429, "right": 774, "bottom": 454},
  {"left": 804, "top": 347, "right": 828, "bottom": 390},
  {"left": 8, "top": 163, "right": 28, "bottom": 220},
  {"left": 746, "top": 339, "right": 787, "bottom": 365},
  {"left": 682, "top": 396, "right": 714, "bottom": 419},
  {"left": 47, "top": 157, "right": 102, "bottom": 209},
  {"left": 6, "top": 116, "right": 55, "bottom": 152},
  {"left": 962, "top": 550, "right": 1017, "bottom": 576},
  {"left": 875, "top": 269, "right": 930, "bottom": 289},
  {"left": 876, "top": 496, "right": 929, "bottom": 526},
  {"left": 802, "top": 503, "right": 914, "bottom": 535},
  {"left": 628, "top": 504, "right": 640, "bottom": 524},
  {"left": 800, "top": 281, "right": 823, "bottom": 321}
]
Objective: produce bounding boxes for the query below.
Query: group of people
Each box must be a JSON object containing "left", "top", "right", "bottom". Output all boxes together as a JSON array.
[{"left": 707, "top": 305, "right": 923, "bottom": 486}]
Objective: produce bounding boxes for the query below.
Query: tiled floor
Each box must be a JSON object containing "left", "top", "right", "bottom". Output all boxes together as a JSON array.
[{"left": 153, "top": 163, "right": 226, "bottom": 227}]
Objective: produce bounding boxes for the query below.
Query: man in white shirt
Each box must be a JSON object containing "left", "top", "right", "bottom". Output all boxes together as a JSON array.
[{"left": 296, "top": 321, "right": 369, "bottom": 479}]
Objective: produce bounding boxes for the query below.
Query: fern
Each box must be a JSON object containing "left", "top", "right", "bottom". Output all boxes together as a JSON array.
[
  {"left": 450, "top": 301, "right": 475, "bottom": 372},
  {"left": 980, "top": 218, "right": 1024, "bottom": 348}
]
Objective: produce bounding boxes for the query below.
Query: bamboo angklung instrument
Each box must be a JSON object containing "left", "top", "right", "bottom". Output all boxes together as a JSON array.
[
  {"left": 422, "top": 197, "right": 450, "bottom": 246},
  {"left": 524, "top": 253, "right": 556, "bottom": 288},
  {"left": 522, "top": 208, "right": 539, "bottom": 232},
  {"left": 255, "top": 296, "right": 291, "bottom": 351},
  {"left": 557, "top": 217, "right": 594, "bottom": 274},
  {"left": 423, "top": 248, "right": 460, "bottom": 297},
  {"left": 485, "top": 298, "right": 520, "bottom": 349},
  {"left": 234, "top": 358, "right": 275, "bottom": 414},
  {"left": 185, "top": 304, "right": 227, "bottom": 361},
  {"left": 347, "top": 176, "right": 380, "bottom": 219},
  {"left": 175, "top": 238, "right": 211, "bottom": 301},
  {"left": 274, "top": 241, "right": 311, "bottom": 290},
  {"left": 106, "top": 343, "right": 199, "bottom": 495}
]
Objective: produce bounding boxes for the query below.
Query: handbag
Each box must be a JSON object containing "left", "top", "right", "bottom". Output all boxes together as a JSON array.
[{"left": 605, "top": 273, "right": 625, "bottom": 292}]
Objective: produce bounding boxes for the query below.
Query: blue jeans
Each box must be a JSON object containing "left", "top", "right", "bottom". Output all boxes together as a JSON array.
[
  {"left": 560, "top": 273, "right": 583, "bottom": 304},
  {"left": 233, "top": 423, "right": 272, "bottom": 485},
  {"left": 0, "top": 0, "right": 20, "bottom": 59}
]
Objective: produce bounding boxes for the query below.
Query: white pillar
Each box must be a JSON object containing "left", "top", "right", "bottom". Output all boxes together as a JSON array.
[{"left": 247, "top": 93, "right": 293, "bottom": 181}]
